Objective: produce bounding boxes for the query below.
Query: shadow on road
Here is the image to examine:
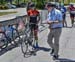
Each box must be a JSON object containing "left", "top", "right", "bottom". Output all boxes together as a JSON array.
[
  {"left": 0, "top": 44, "right": 18, "bottom": 56},
  {"left": 58, "top": 58, "right": 75, "bottom": 62},
  {"left": 23, "top": 46, "right": 51, "bottom": 58},
  {"left": 33, "top": 46, "right": 51, "bottom": 52},
  {"left": 37, "top": 46, "right": 51, "bottom": 52}
]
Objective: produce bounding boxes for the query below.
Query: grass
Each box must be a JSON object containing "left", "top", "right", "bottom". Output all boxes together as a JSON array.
[{"left": 0, "top": 11, "right": 17, "bottom": 16}]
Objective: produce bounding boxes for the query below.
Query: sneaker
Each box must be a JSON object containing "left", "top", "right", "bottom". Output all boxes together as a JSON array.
[
  {"left": 33, "top": 45, "right": 39, "bottom": 49},
  {"left": 53, "top": 55, "right": 59, "bottom": 60},
  {"left": 33, "top": 42, "right": 39, "bottom": 49},
  {"left": 32, "top": 46, "right": 39, "bottom": 52},
  {"left": 50, "top": 49, "right": 54, "bottom": 55}
]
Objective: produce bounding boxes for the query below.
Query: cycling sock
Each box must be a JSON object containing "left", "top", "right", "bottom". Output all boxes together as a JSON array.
[
  {"left": 36, "top": 40, "right": 39, "bottom": 47},
  {"left": 33, "top": 39, "right": 39, "bottom": 48},
  {"left": 32, "top": 40, "right": 39, "bottom": 48}
]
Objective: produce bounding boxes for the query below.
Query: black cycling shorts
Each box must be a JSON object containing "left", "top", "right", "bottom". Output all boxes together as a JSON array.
[
  {"left": 29, "top": 16, "right": 38, "bottom": 30},
  {"left": 70, "top": 13, "right": 75, "bottom": 18},
  {"left": 29, "top": 23, "right": 38, "bottom": 30}
]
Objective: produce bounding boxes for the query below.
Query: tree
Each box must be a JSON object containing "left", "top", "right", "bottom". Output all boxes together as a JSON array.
[
  {"left": 17, "top": 0, "right": 19, "bottom": 4},
  {"left": 36, "top": 0, "right": 45, "bottom": 9},
  {"left": 0, "top": 0, "right": 4, "bottom": 4}
]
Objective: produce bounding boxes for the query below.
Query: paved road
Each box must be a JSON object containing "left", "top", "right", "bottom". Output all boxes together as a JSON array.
[{"left": 0, "top": 10, "right": 75, "bottom": 62}]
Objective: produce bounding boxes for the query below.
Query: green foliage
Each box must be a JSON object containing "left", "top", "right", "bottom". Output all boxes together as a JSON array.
[
  {"left": 0, "top": 5, "right": 8, "bottom": 9},
  {"left": 36, "top": 0, "right": 45, "bottom": 9},
  {"left": 36, "top": 2, "right": 44, "bottom": 9},
  {"left": 0, "top": 0, "right": 7, "bottom": 5},
  {"left": 0, "top": 0, "right": 47, "bottom": 9}
]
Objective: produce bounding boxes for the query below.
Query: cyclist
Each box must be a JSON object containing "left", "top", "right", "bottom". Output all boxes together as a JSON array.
[
  {"left": 60, "top": 5, "right": 67, "bottom": 27},
  {"left": 27, "top": 3, "right": 40, "bottom": 48},
  {"left": 68, "top": 4, "right": 75, "bottom": 27}
]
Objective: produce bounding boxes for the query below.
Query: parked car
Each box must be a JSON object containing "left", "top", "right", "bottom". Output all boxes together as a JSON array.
[{"left": 7, "top": 3, "right": 16, "bottom": 9}]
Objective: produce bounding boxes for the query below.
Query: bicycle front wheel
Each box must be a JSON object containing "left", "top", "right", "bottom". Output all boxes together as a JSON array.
[{"left": 21, "top": 35, "right": 28, "bottom": 55}]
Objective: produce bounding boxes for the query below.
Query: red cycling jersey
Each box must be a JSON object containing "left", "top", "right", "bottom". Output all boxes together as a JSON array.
[
  {"left": 27, "top": 9, "right": 39, "bottom": 16},
  {"left": 69, "top": 6, "right": 75, "bottom": 11}
]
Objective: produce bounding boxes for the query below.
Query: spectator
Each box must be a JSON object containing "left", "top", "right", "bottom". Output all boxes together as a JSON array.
[
  {"left": 60, "top": 5, "right": 67, "bottom": 27},
  {"left": 45, "top": 3, "right": 63, "bottom": 60},
  {"left": 68, "top": 4, "right": 75, "bottom": 27}
]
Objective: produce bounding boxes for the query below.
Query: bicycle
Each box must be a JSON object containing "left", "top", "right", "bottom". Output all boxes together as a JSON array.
[
  {"left": 21, "top": 22, "right": 39, "bottom": 57},
  {"left": 0, "top": 24, "right": 21, "bottom": 51},
  {"left": 6, "top": 25, "right": 21, "bottom": 46}
]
